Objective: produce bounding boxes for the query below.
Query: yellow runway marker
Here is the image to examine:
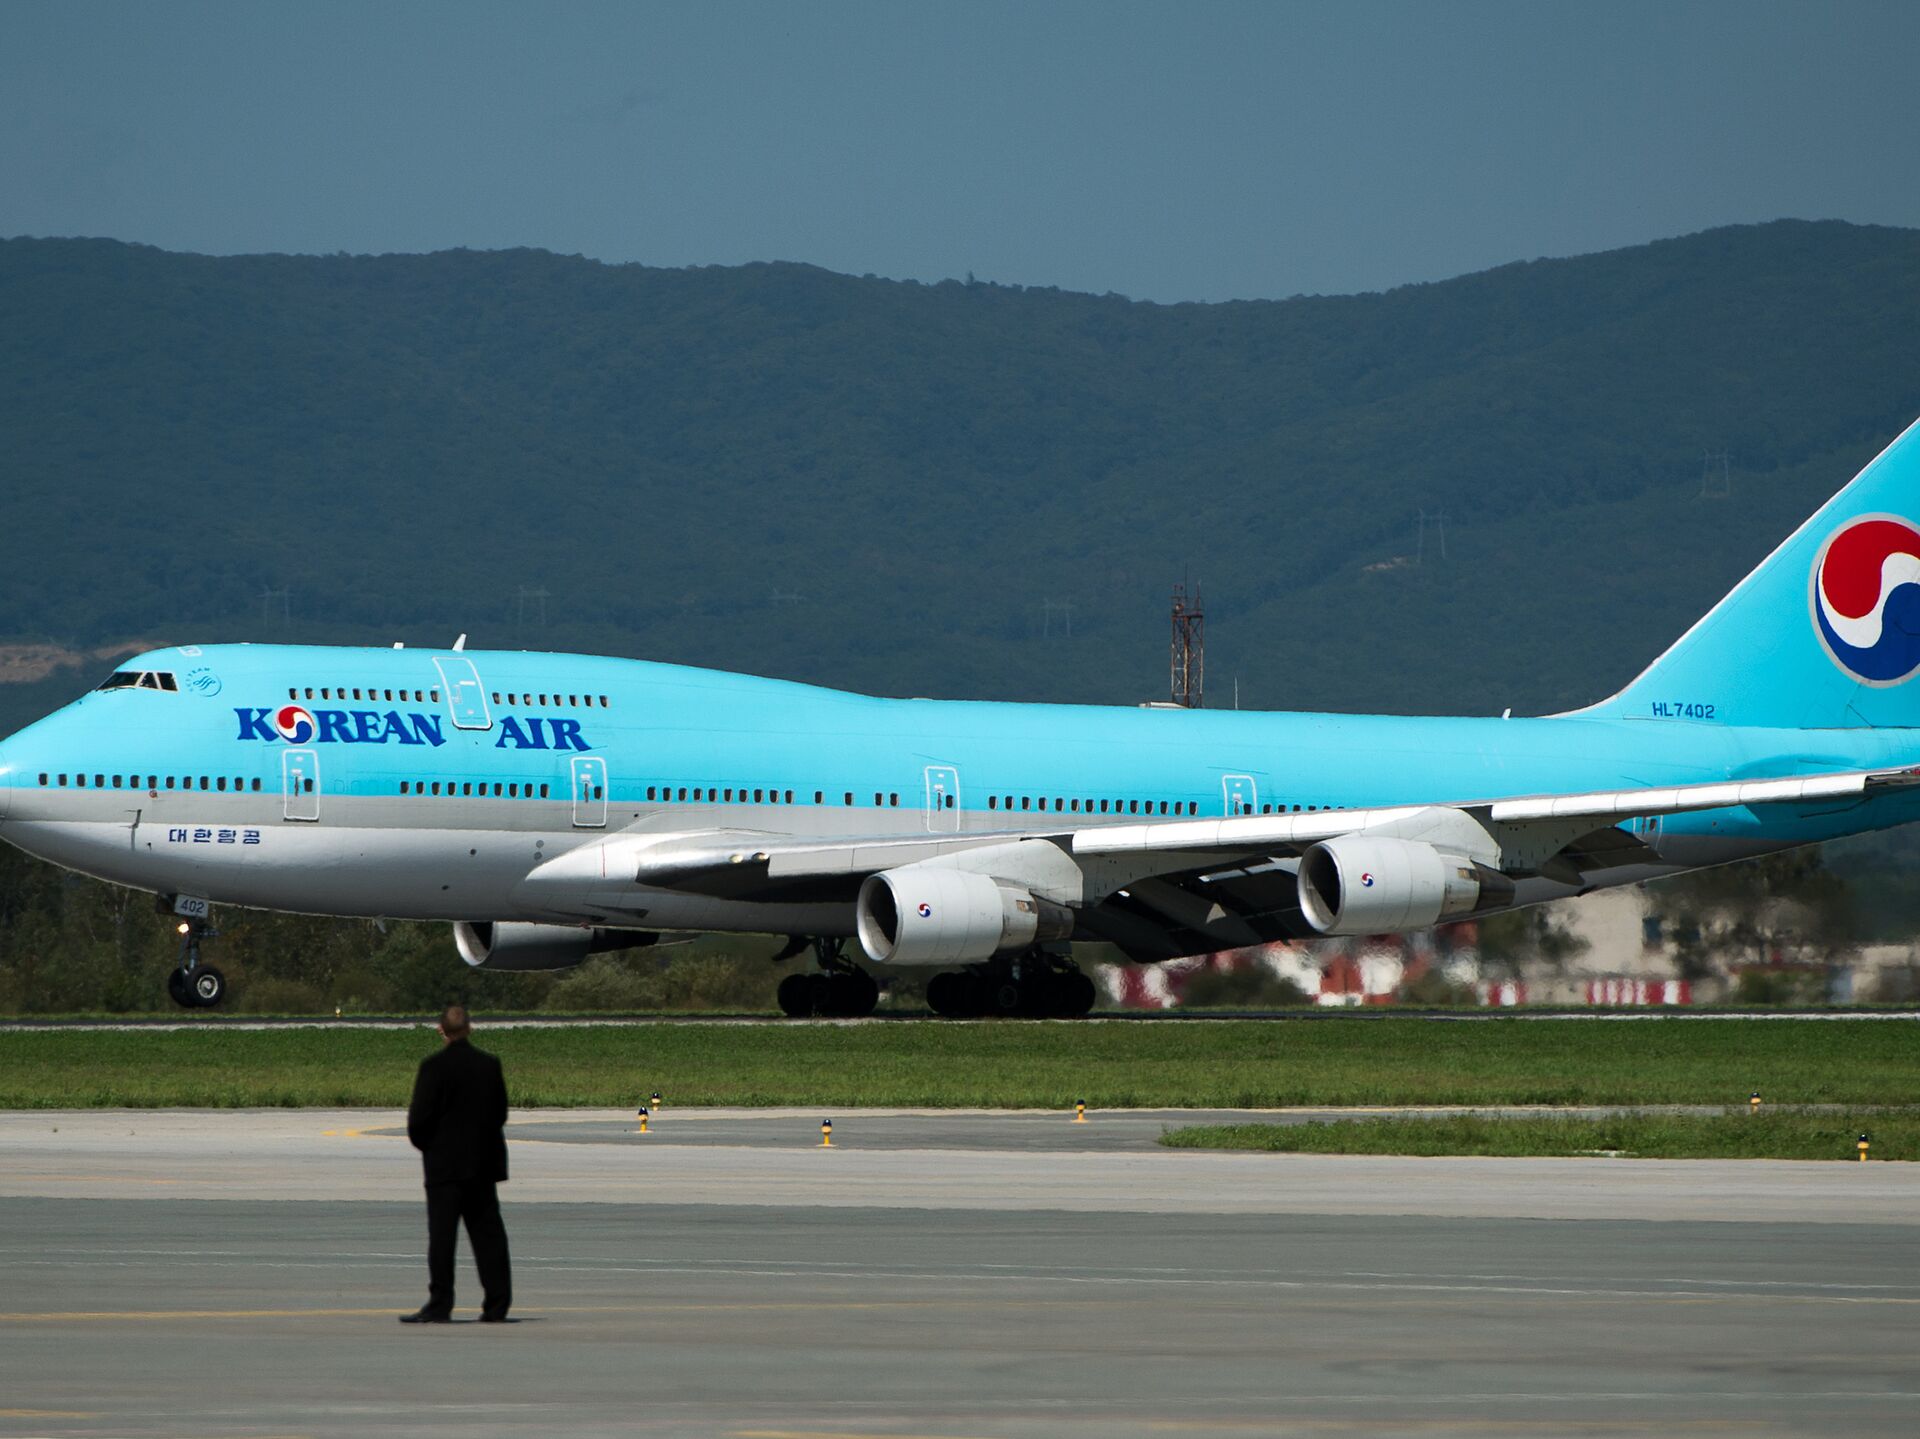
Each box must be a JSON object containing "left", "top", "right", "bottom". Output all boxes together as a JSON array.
[{"left": 0, "top": 1410, "right": 101, "bottom": 1419}]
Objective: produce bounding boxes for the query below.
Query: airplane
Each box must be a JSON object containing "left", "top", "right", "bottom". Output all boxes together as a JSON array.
[{"left": 5, "top": 416, "right": 1920, "bottom": 1017}]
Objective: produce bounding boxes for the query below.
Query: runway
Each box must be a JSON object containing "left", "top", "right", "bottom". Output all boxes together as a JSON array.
[{"left": 2, "top": 1110, "right": 1916, "bottom": 1438}]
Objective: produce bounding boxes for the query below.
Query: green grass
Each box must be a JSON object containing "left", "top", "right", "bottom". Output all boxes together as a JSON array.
[
  {"left": 0, "top": 1017, "right": 1916, "bottom": 1109},
  {"left": 1162, "top": 1109, "right": 1920, "bottom": 1161}
]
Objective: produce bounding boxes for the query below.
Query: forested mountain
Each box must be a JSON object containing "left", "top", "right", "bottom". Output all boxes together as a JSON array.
[{"left": 4, "top": 221, "right": 1920, "bottom": 737}]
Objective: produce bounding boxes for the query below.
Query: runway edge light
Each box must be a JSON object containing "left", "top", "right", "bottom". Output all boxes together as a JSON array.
[
  {"left": 821, "top": 1119, "right": 833, "bottom": 1148},
  {"left": 636, "top": 1107, "right": 649, "bottom": 1135}
]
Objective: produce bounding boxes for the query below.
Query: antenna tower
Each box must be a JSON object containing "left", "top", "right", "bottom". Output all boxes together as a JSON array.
[{"left": 1171, "top": 582, "right": 1204, "bottom": 708}]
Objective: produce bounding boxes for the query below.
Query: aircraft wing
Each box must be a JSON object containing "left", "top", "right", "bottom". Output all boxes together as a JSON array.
[{"left": 527, "top": 765, "right": 1920, "bottom": 959}]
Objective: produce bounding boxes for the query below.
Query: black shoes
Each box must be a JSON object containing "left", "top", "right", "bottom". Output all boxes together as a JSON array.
[
  {"left": 478, "top": 1307, "right": 511, "bottom": 1323},
  {"left": 398, "top": 1307, "right": 452, "bottom": 1324}
]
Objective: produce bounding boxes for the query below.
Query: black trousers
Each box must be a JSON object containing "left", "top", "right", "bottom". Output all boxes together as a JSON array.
[{"left": 424, "top": 1177, "right": 512, "bottom": 1316}]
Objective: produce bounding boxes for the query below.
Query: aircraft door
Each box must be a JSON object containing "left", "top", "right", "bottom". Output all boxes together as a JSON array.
[
  {"left": 924, "top": 765, "right": 960, "bottom": 832},
  {"left": 282, "top": 749, "right": 320, "bottom": 822},
  {"left": 432, "top": 657, "right": 493, "bottom": 731},
  {"left": 1222, "top": 774, "right": 1258, "bottom": 817},
  {"left": 570, "top": 756, "right": 607, "bottom": 828}
]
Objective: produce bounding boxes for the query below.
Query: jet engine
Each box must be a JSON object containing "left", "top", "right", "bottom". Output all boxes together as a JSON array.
[
  {"left": 452, "top": 921, "right": 660, "bottom": 972},
  {"left": 856, "top": 866, "right": 1073, "bottom": 965},
  {"left": 1296, "top": 835, "right": 1511, "bottom": 935}
]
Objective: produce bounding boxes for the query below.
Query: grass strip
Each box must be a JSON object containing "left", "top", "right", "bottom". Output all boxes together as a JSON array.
[
  {"left": 1161, "top": 1109, "right": 1920, "bottom": 1161},
  {"left": 0, "top": 1017, "right": 1917, "bottom": 1109}
]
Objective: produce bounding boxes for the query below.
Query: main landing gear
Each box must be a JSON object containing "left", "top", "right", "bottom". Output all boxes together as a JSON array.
[
  {"left": 774, "top": 937, "right": 880, "bottom": 1018},
  {"left": 926, "top": 949, "right": 1097, "bottom": 1019},
  {"left": 163, "top": 908, "right": 227, "bottom": 1009}
]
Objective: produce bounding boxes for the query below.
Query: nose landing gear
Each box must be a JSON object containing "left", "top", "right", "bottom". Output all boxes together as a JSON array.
[{"left": 163, "top": 907, "right": 227, "bottom": 1009}]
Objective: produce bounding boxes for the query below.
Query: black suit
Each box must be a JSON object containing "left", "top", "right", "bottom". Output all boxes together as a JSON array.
[{"left": 407, "top": 1037, "right": 512, "bottom": 1318}]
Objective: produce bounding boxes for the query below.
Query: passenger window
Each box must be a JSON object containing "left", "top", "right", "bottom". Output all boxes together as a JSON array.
[
  {"left": 592, "top": 785, "right": 603, "bottom": 800},
  {"left": 1070, "top": 800, "right": 1079, "bottom": 812},
  {"left": 873, "top": 792, "right": 882, "bottom": 806},
  {"left": 492, "top": 692, "right": 501, "bottom": 704},
  {"left": 843, "top": 792, "right": 853, "bottom": 805},
  {"left": 462, "top": 783, "right": 473, "bottom": 797},
  {"left": 37, "top": 773, "right": 46, "bottom": 786},
  {"left": 431, "top": 783, "right": 441, "bottom": 795},
  {"left": 112, "top": 775, "right": 122, "bottom": 788},
  {"left": 785, "top": 790, "right": 794, "bottom": 804},
  {"left": 508, "top": 784, "right": 517, "bottom": 797},
  {"left": 988, "top": 796, "right": 997, "bottom": 810},
  {"left": 304, "top": 779, "right": 313, "bottom": 793},
  {"left": 539, "top": 784, "right": 550, "bottom": 798},
  {"left": 305, "top": 688, "right": 315, "bottom": 700},
  {"left": 431, "top": 690, "right": 441, "bottom": 703},
  {"left": 1021, "top": 797, "right": 1030, "bottom": 811},
  {"left": 945, "top": 795, "right": 954, "bottom": 808},
  {"left": 95, "top": 774, "right": 105, "bottom": 788},
  {"left": 813, "top": 791, "right": 823, "bottom": 804},
  {"left": 216, "top": 777, "right": 226, "bottom": 792},
  {"left": 401, "top": 782, "right": 410, "bottom": 794},
  {"left": 889, "top": 793, "right": 899, "bottom": 807},
  {"left": 164, "top": 777, "right": 175, "bottom": 790},
  {"left": 288, "top": 688, "right": 297, "bottom": 701},
  {"left": 754, "top": 788, "right": 764, "bottom": 803}
]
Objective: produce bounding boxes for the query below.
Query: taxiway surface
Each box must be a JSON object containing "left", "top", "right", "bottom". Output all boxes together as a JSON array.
[{"left": 1, "top": 1108, "right": 1915, "bottom": 1438}]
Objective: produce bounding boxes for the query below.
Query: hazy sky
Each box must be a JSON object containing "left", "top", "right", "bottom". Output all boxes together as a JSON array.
[{"left": 4, "top": 1, "right": 1917, "bottom": 302}]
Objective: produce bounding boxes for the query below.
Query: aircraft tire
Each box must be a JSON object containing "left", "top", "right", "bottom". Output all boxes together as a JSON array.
[
  {"left": 839, "top": 969, "right": 879, "bottom": 1018},
  {"left": 189, "top": 965, "right": 226, "bottom": 1008},
  {"left": 166, "top": 968, "right": 195, "bottom": 1009},
  {"left": 776, "top": 972, "right": 816, "bottom": 1018},
  {"left": 925, "top": 972, "right": 960, "bottom": 1018},
  {"left": 1060, "top": 971, "right": 1097, "bottom": 1017}
]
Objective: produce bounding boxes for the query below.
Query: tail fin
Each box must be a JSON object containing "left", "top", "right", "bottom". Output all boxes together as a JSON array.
[{"left": 1585, "top": 415, "right": 1920, "bottom": 729}]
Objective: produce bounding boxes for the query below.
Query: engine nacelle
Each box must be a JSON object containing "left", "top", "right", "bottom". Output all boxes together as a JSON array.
[
  {"left": 856, "top": 866, "right": 1073, "bottom": 965},
  {"left": 452, "top": 921, "right": 659, "bottom": 972},
  {"left": 1296, "top": 836, "right": 1510, "bottom": 936}
]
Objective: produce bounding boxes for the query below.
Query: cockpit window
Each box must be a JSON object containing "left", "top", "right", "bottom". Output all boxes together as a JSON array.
[{"left": 97, "top": 671, "right": 179, "bottom": 693}]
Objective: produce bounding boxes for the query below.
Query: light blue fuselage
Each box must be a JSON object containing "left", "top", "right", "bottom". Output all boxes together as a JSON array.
[{"left": 2, "top": 642, "right": 1916, "bottom": 936}]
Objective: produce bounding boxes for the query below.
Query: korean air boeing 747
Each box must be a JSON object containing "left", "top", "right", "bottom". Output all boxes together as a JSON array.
[{"left": 6, "top": 419, "right": 1920, "bottom": 1016}]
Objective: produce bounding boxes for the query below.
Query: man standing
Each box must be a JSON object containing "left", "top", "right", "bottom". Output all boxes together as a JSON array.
[{"left": 401, "top": 1003, "right": 512, "bottom": 1324}]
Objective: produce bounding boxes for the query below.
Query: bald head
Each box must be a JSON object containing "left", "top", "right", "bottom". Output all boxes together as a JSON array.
[{"left": 438, "top": 1004, "right": 472, "bottom": 1041}]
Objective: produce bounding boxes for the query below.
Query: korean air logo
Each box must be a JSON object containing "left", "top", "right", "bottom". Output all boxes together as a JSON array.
[
  {"left": 1811, "top": 515, "right": 1920, "bottom": 686},
  {"left": 1359, "top": 872, "right": 1375, "bottom": 888},
  {"left": 273, "top": 705, "right": 316, "bottom": 743},
  {"left": 916, "top": 902, "right": 933, "bottom": 919}
]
